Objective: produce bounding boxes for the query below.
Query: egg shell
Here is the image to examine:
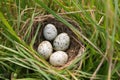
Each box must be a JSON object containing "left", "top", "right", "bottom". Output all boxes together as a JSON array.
[
  {"left": 37, "top": 41, "right": 53, "bottom": 59},
  {"left": 43, "top": 24, "right": 57, "bottom": 40},
  {"left": 49, "top": 51, "right": 68, "bottom": 66},
  {"left": 53, "top": 33, "right": 70, "bottom": 51}
]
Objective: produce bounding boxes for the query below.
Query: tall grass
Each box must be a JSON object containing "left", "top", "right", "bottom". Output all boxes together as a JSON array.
[{"left": 0, "top": 0, "right": 120, "bottom": 80}]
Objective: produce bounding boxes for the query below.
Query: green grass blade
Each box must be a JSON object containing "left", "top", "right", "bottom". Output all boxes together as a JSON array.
[
  {"left": 30, "top": 23, "right": 41, "bottom": 48},
  {"left": 0, "top": 12, "right": 20, "bottom": 42},
  {"left": 24, "top": 8, "right": 36, "bottom": 42},
  {"left": 0, "top": 45, "right": 18, "bottom": 54},
  {"left": 0, "top": 61, "right": 15, "bottom": 71},
  {"left": 16, "top": 78, "right": 40, "bottom": 80}
]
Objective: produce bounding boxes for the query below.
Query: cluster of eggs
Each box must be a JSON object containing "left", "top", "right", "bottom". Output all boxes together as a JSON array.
[{"left": 37, "top": 24, "right": 70, "bottom": 66}]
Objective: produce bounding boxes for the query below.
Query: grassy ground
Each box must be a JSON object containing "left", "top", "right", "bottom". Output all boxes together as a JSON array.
[{"left": 0, "top": 0, "right": 120, "bottom": 80}]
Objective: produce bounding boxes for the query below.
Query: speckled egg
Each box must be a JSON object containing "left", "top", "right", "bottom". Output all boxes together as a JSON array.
[
  {"left": 37, "top": 41, "right": 53, "bottom": 59},
  {"left": 49, "top": 51, "right": 68, "bottom": 66},
  {"left": 43, "top": 24, "right": 57, "bottom": 40},
  {"left": 53, "top": 33, "right": 70, "bottom": 51}
]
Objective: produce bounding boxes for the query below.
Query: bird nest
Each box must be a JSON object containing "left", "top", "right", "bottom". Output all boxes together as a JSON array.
[{"left": 21, "top": 15, "right": 85, "bottom": 69}]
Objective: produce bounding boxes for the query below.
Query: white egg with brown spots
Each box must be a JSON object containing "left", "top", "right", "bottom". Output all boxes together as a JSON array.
[
  {"left": 49, "top": 51, "right": 68, "bottom": 66},
  {"left": 37, "top": 41, "right": 53, "bottom": 59},
  {"left": 53, "top": 33, "right": 70, "bottom": 51},
  {"left": 43, "top": 24, "right": 57, "bottom": 40}
]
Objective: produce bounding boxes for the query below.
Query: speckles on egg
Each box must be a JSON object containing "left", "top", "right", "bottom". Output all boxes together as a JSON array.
[
  {"left": 37, "top": 41, "right": 53, "bottom": 59},
  {"left": 43, "top": 24, "right": 57, "bottom": 40},
  {"left": 49, "top": 51, "right": 68, "bottom": 66},
  {"left": 53, "top": 33, "right": 70, "bottom": 51}
]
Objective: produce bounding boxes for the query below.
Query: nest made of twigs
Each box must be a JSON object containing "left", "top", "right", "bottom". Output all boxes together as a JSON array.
[{"left": 21, "top": 15, "right": 85, "bottom": 69}]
